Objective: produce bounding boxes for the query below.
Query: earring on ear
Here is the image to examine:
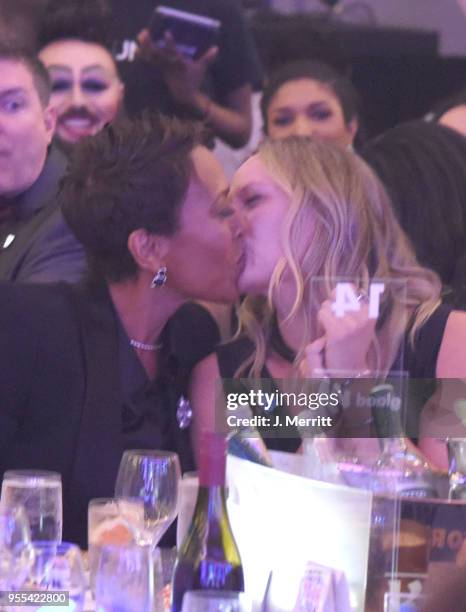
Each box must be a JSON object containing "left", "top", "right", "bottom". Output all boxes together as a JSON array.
[{"left": 150, "top": 266, "right": 168, "bottom": 289}]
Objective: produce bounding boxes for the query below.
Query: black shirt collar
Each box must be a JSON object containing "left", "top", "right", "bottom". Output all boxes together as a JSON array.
[{"left": 10, "top": 145, "right": 68, "bottom": 221}]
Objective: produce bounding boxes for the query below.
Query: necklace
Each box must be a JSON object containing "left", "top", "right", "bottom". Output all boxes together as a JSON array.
[{"left": 129, "top": 339, "right": 162, "bottom": 352}]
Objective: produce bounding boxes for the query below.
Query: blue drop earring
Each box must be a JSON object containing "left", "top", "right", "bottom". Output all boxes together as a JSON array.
[{"left": 151, "top": 266, "right": 167, "bottom": 288}]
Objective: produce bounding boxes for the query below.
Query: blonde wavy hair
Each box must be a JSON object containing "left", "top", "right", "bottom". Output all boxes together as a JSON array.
[{"left": 237, "top": 137, "right": 441, "bottom": 377}]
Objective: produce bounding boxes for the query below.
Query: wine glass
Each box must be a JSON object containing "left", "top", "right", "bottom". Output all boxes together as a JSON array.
[
  {"left": 94, "top": 543, "right": 159, "bottom": 612},
  {"left": 181, "top": 591, "right": 250, "bottom": 612},
  {"left": 1, "top": 470, "right": 62, "bottom": 541},
  {"left": 0, "top": 504, "right": 31, "bottom": 588},
  {"left": 115, "top": 450, "right": 181, "bottom": 546},
  {"left": 8, "top": 541, "right": 86, "bottom": 611}
]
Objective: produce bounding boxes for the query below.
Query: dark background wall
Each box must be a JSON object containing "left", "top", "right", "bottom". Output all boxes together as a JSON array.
[
  {"left": 0, "top": 0, "right": 45, "bottom": 50},
  {"left": 267, "top": 0, "right": 466, "bottom": 57},
  {"left": 249, "top": 11, "right": 466, "bottom": 138}
]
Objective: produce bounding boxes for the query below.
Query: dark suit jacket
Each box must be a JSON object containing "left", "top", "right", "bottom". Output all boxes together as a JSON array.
[
  {"left": 0, "top": 281, "right": 219, "bottom": 546},
  {"left": 0, "top": 146, "right": 85, "bottom": 283}
]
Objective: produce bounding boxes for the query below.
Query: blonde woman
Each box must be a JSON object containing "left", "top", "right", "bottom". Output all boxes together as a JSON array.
[{"left": 190, "top": 137, "right": 466, "bottom": 466}]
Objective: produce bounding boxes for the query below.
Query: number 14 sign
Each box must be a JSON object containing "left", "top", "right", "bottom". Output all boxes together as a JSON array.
[{"left": 331, "top": 282, "right": 385, "bottom": 319}]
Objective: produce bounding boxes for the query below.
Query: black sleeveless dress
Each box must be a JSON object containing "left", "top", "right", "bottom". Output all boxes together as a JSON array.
[{"left": 216, "top": 304, "right": 453, "bottom": 451}]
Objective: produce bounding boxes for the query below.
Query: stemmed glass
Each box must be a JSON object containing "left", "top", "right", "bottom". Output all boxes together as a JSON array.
[
  {"left": 114, "top": 450, "right": 181, "bottom": 547},
  {"left": 1, "top": 470, "right": 62, "bottom": 541}
]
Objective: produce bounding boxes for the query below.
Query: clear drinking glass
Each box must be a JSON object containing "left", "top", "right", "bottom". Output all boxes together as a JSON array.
[
  {"left": 94, "top": 543, "right": 156, "bottom": 612},
  {"left": 0, "top": 504, "right": 31, "bottom": 550},
  {"left": 88, "top": 497, "right": 145, "bottom": 592},
  {"left": 1, "top": 470, "right": 62, "bottom": 541},
  {"left": 8, "top": 541, "right": 86, "bottom": 611},
  {"left": 0, "top": 504, "right": 31, "bottom": 589},
  {"left": 446, "top": 438, "right": 466, "bottom": 499},
  {"left": 181, "top": 591, "right": 249, "bottom": 612},
  {"left": 114, "top": 451, "right": 181, "bottom": 546}
]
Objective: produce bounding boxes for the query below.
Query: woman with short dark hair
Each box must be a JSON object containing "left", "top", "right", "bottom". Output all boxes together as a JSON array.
[
  {"left": 0, "top": 115, "right": 242, "bottom": 547},
  {"left": 261, "top": 59, "right": 360, "bottom": 147}
]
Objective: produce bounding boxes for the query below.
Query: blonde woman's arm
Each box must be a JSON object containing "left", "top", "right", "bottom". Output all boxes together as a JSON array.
[{"left": 435, "top": 310, "right": 466, "bottom": 377}]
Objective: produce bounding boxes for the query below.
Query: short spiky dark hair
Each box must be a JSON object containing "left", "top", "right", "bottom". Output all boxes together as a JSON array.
[
  {"left": 61, "top": 115, "right": 204, "bottom": 283},
  {"left": 0, "top": 45, "right": 51, "bottom": 107},
  {"left": 261, "top": 59, "right": 360, "bottom": 133}
]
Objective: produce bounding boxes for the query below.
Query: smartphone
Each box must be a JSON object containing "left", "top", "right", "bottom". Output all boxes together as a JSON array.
[{"left": 149, "top": 6, "right": 221, "bottom": 61}]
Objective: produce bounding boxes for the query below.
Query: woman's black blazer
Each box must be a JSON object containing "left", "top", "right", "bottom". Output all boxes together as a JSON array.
[{"left": 0, "top": 280, "right": 219, "bottom": 546}]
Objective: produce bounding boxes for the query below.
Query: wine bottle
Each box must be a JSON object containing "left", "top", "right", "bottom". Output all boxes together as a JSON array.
[
  {"left": 171, "top": 432, "right": 244, "bottom": 612},
  {"left": 228, "top": 402, "right": 273, "bottom": 467}
]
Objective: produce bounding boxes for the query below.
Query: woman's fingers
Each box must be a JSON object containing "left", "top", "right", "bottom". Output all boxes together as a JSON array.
[
  {"left": 299, "top": 336, "right": 326, "bottom": 377},
  {"left": 136, "top": 28, "right": 183, "bottom": 66},
  {"left": 197, "top": 45, "right": 219, "bottom": 68},
  {"left": 316, "top": 295, "right": 376, "bottom": 373}
]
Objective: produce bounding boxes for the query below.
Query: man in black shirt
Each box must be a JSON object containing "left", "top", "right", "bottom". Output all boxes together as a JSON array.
[
  {"left": 111, "top": 0, "right": 263, "bottom": 148},
  {"left": 0, "top": 47, "right": 85, "bottom": 282}
]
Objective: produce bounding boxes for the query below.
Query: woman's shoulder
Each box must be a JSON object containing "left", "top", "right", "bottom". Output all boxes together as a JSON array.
[
  {"left": 405, "top": 302, "right": 462, "bottom": 378},
  {"left": 216, "top": 335, "right": 255, "bottom": 379},
  {"left": 435, "top": 308, "right": 466, "bottom": 377},
  {"left": 168, "top": 302, "right": 221, "bottom": 369},
  {"left": 414, "top": 302, "right": 453, "bottom": 345}
]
